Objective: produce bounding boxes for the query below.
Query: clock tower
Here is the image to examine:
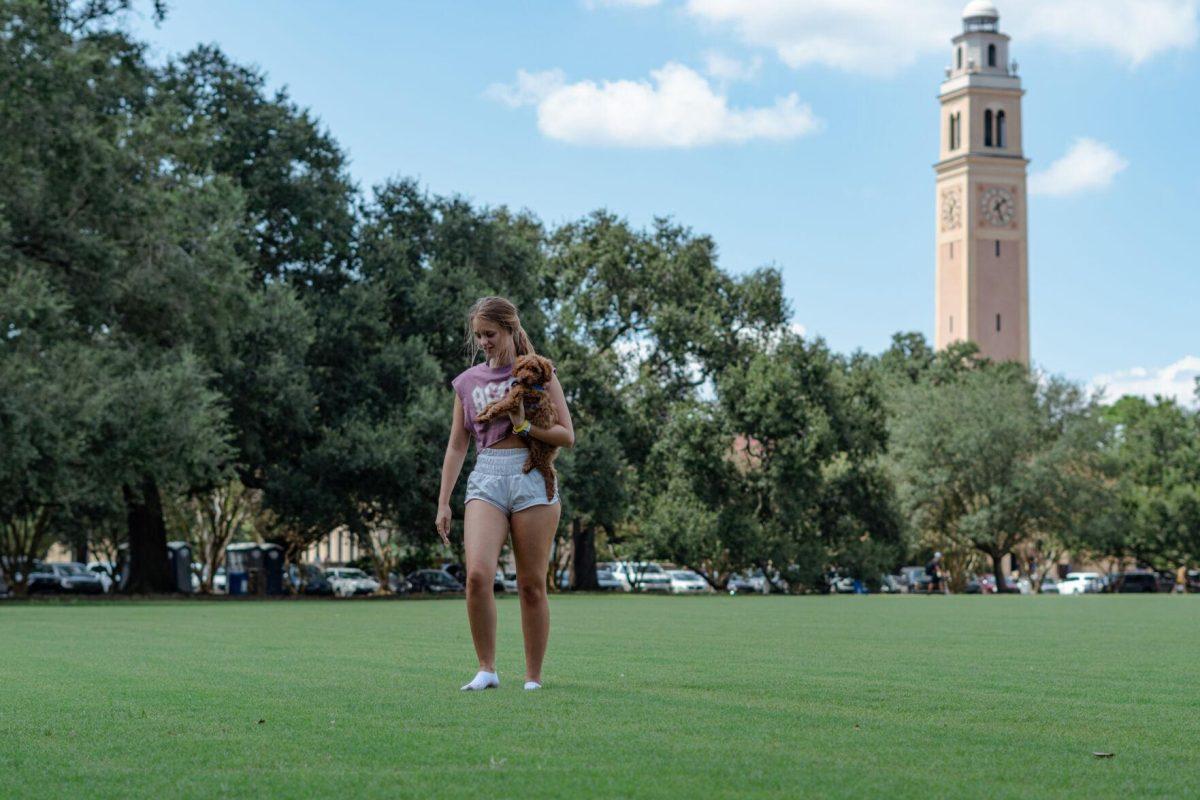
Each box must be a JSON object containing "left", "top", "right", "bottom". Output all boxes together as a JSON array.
[{"left": 935, "top": 1, "right": 1030, "bottom": 365}]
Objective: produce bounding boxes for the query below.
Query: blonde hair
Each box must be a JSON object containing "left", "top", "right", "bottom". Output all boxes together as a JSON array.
[{"left": 464, "top": 296, "right": 536, "bottom": 365}]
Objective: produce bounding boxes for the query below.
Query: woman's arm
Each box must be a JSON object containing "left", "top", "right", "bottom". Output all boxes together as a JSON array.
[
  {"left": 529, "top": 372, "right": 574, "bottom": 448},
  {"left": 436, "top": 395, "right": 471, "bottom": 545}
]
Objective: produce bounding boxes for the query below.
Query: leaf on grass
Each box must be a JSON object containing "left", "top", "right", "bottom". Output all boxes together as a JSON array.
[
  {"left": 257, "top": 719, "right": 265, "bottom": 725},
  {"left": 1092, "top": 752, "right": 1115, "bottom": 759}
]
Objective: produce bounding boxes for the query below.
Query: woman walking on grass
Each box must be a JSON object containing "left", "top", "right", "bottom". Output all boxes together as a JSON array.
[{"left": 435, "top": 297, "right": 575, "bottom": 691}]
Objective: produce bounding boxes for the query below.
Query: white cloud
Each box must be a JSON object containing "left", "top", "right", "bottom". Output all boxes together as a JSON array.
[
  {"left": 1021, "top": 0, "right": 1199, "bottom": 65},
  {"left": 678, "top": 1, "right": 1198, "bottom": 76},
  {"left": 1029, "top": 138, "right": 1128, "bottom": 197},
  {"left": 484, "top": 68, "right": 566, "bottom": 109},
  {"left": 1091, "top": 356, "right": 1200, "bottom": 405},
  {"left": 685, "top": 0, "right": 948, "bottom": 75},
  {"left": 702, "top": 51, "right": 763, "bottom": 82},
  {"left": 487, "top": 62, "right": 821, "bottom": 148}
]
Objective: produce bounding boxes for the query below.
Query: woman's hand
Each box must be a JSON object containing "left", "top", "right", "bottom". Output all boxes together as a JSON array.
[
  {"left": 507, "top": 402, "right": 525, "bottom": 429},
  {"left": 435, "top": 503, "right": 452, "bottom": 547}
]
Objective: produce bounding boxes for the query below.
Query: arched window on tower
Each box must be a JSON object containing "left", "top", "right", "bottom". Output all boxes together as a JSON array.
[
  {"left": 957, "top": 47, "right": 963, "bottom": 70},
  {"left": 987, "top": 44, "right": 997, "bottom": 67},
  {"left": 984, "top": 109, "right": 993, "bottom": 147},
  {"left": 996, "top": 110, "right": 1007, "bottom": 148},
  {"left": 948, "top": 113, "right": 959, "bottom": 150}
]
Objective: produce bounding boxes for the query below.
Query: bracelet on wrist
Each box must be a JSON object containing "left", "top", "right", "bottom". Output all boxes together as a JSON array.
[{"left": 515, "top": 420, "right": 532, "bottom": 437}]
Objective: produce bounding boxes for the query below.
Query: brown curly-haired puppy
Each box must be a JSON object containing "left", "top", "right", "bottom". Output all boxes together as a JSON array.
[{"left": 475, "top": 354, "right": 559, "bottom": 501}]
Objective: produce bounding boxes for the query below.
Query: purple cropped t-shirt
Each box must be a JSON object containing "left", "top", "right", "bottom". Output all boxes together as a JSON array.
[{"left": 451, "top": 361, "right": 556, "bottom": 451}]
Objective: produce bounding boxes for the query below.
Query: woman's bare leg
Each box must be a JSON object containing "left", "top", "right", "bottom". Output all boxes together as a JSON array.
[
  {"left": 463, "top": 499, "right": 509, "bottom": 672},
  {"left": 509, "top": 501, "right": 560, "bottom": 683}
]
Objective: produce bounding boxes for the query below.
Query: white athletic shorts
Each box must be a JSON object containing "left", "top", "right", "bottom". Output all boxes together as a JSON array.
[{"left": 465, "top": 447, "right": 559, "bottom": 515}]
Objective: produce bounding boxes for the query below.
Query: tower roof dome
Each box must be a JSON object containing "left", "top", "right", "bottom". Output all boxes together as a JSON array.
[{"left": 962, "top": 1, "right": 999, "bottom": 20}]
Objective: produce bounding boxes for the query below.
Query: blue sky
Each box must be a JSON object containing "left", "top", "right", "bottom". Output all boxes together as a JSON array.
[{"left": 131, "top": 1, "right": 1199, "bottom": 403}]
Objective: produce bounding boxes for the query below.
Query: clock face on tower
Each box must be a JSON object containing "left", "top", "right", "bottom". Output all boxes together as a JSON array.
[
  {"left": 980, "top": 186, "right": 1016, "bottom": 227},
  {"left": 940, "top": 187, "right": 962, "bottom": 231}
]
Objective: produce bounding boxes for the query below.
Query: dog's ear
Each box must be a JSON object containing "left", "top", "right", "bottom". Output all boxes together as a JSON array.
[
  {"left": 534, "top": 355, "right": 554, "bottom": 382},
  {"left": 514, "top": 355, "right": 536, "bottom": 380}
]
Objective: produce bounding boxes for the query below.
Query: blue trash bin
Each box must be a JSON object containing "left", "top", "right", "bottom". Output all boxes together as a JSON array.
[{"left": 228, "top": 571, "right": 248, "bottom": 596}]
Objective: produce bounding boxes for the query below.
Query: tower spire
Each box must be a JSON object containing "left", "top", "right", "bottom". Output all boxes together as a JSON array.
[{"left": 934, "top": 3, "right": 1030, "bottom": 365}]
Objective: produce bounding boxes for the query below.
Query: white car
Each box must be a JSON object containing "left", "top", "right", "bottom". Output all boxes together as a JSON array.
[
  {"left": 611, "top": 561, "right": 672, "bottom": 592},
  {"left": 324, "top": 568, "right": 380, "bottom": 597},
  {"left": 667, "top": 570, "right": 712, "bottom": 594},
  {"left": 1057, "top": 571, "right": 1102, "bottom": 594}
]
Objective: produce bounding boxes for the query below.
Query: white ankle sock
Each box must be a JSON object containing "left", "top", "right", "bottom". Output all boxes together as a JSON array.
[
  {"left": 523, "top": 680, "right": 542, "bottom": 691},
  {"left": 461, "top": 670, "right": 499, "bottom": 691}
]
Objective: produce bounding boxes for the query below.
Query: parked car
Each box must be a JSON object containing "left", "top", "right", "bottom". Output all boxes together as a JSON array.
[
  {"left": 28, "top": 562, "right": 105, "bottom": 595},
  {"left": 880, "top": 574, "right": 904, "bottom": 593},
  {"left": 726, "top": 573, "right": 754, "bottom": 595},
  {"left": 407, "top": 569, "right": 464, "bottom": 594},
  {"left": 667, "top": 570, "right": 712, "bottom": 594},
  {"left": 983, "top": 573, "right": 1023, "bottom": 593},
  {"left": 386, "top": 571, "right": 412, "bottom": 594},
  {"left": 24, "top": 562, "right": 56, "bottom": 594},
  {"left": 554, "top": 566, "right": 626, "bottom": 591},
  {"left": 295, "top": 564, "right": 334, "bottom": 595},
  {"left": 1155, "top": 571, "right": 1177, "bottom": 593},
  {"left": 1187, "top": 570, "right": 1200, "bottom": 593},
  {"left": 596, "top": 567, "right": 625, "bottom": 592},
  {"left": 1057, "top": 571, "right": 1102, "bottom": 595},
  {"left": 1038, "top": 577, "right": 1060, "bottom": 594},
  {"left": 965, "top": 574, "right": 1022, "bottom": 594},
  {"left": 440, "top": 562, "right": 466, "bottom": 583},
  {"left": 61, "top": 562, "right": 106, "bottom": 594},
  {"left": 728, "top": 568, "right": 775, "bottom": 594},
  {"left": 324, "top": 567, "right": 380, "bottom": 597},
  {"left": 901, "top": 566, "right": 933, "bottom": 594},
  {"left": 610, "top": 561, "right": 672, "bottom": 592},
  {"left": 726, "top": 571, "right": 765, "bottom": 595},
  {"left": 1116, "top": 571, "right": 1159, "bottom": 593}
]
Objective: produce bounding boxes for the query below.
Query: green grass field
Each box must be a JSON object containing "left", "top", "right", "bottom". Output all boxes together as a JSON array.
[{"left": 2, "top": 594, "right": 1197, "bottom": 799}]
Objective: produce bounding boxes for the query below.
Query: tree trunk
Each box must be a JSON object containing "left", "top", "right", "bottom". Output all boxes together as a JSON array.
[
  {"left": 991, "top": 551, "right": 1009, "bottom": 594},
  {"left": 122, "top": 477, "right": 175, "bottom": 594},
  {"left": 571, "top": 518, "right": 599, "bottom": 591}
]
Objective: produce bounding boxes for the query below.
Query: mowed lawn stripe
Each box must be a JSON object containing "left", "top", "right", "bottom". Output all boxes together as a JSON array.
[{"left": 1, "top": 595, "right": 1196, "bottom": 799}]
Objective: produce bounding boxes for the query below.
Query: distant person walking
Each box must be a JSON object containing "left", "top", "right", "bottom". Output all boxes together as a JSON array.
[
  {"left": 926, "top": 552, "right": 945, "bottom": 594},
  {"left": 435, "top": 297, "right": 575, "bottom": 692}
]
